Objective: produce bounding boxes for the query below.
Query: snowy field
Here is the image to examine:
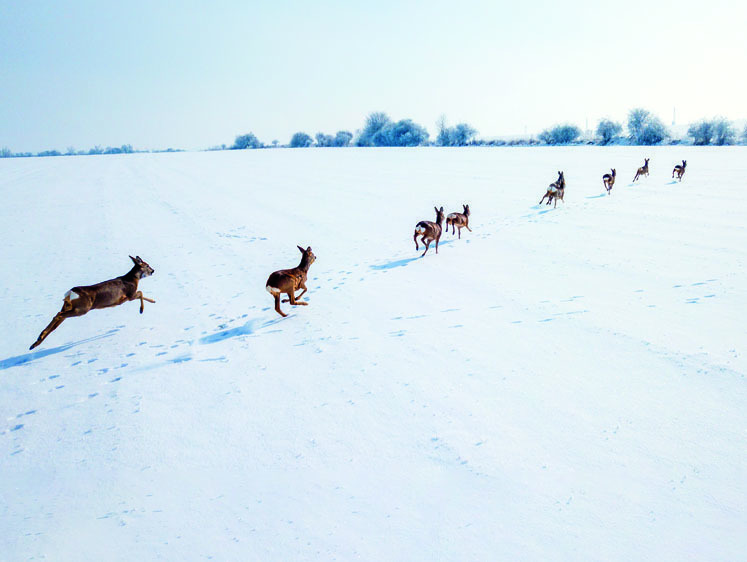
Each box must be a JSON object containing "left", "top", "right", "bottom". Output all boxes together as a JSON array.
[{"left": 1, "top": 146, "right": 745, "bottom": 561}]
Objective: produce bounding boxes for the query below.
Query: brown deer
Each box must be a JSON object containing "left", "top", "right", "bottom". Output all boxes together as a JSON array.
[
  {"left": 539, "top": 171, "right": 565, "bottom": 208},
  {"left": 414, "top": 206, "right": 445, "bottom": 256},
  {"left": 603, "top": 168, "right": 616, "bottom": 194},
  {"left": 445, "top": 204, "right": 472, "bottom": 239},
  {"left": 633, "top": 158, "right": 650, "bottom": 182},
  {"left": 29, "top": 256, "right": 155, "bottom": 350},
  {"left": 266, "top": 245, "right": 316, "bottom": 317},
  {"left": 672, "top": 160, "right": 687, "bottom": 181}
]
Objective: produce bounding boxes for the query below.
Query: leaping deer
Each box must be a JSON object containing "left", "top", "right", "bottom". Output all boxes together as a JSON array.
[
  {"left": 539, "top": 171, "right": 565, "bottom": 208},
  {"left": 445, "top": 204, "right": 472, "bottom": 239},
  {"left": 672, "top": 160, "right": 686, "bottom": 181},
  {"left": 633, "top": 158, "right": 649, "bottom": 182},
  {"left": 414, "top": 206, "right": 445, "bottom": 256},
  {"left": 29, "top": 255, "right": 156, "bottom": 350},
  {"left": 603, "top": 168, "right": 616, "bottom": 194},
  {"left": 266, "top": 245, "right": 316, "bottom": 317}
]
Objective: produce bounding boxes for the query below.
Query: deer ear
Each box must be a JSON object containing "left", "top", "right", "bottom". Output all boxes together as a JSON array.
[
  {"left": 306, "top": 246, "right": 312, "bottom": 252},
  {"left": 434, "top": 206, "right": 439, "bottom": 213},
  {"left": 440, "top": 206, "right": 444, "bottom": 212},
  {"left": 129, "top": 255, "right": 138, "bottom": 264},
  {"left": 297, "top": 245, "right": 304, "bottom": 253}
]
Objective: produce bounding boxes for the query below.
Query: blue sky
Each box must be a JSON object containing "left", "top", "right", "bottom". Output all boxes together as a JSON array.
[{"left": 2, "top": 0, "right": 745, "bottom": 151}]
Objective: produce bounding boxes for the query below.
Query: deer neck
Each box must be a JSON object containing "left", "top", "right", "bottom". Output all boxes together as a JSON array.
[
  {"left": 122, "top": 265, "right": 143, "bottom": 284},
  {"left": 297, "top": 255, "right": 313, "bottom": 272}
]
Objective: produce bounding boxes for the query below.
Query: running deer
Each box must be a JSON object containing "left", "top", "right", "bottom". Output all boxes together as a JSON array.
[
  {"left": 29, "top": 256, "right": 156, "bottom": 350},
  {"left": 603, "top": 168, "right": 616, "bottom": 194},
  {"left": 414, "top": 206, "right": 445, "bottom": 256},
  {"left": 539, "top": 171, "right": 565, "bottom": 208},
  {"left": 445, "top": 204, "right": 472, "bottom": 239},
  {"left": 266, "top": 245, "right": 316, "bottom": 317},
  {"left": 672, "top": 160, "right": 687, "bottom": 181},
  {"left": 633, "top": 158, "right": 650, "bottom": 182}
]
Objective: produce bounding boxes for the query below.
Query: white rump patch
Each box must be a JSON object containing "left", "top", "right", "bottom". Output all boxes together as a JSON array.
[
  {"left": 447, "top": 213, "right": 458, "bottom": 220},
  {"left": 64, "top": 289, "right": 79, "bottom": 300},
  {"left": 415, "top": 226, "right": 426, "bottom": 235},
  {"left": 266, "top": 285, "right": 281, "bottom": 296}
]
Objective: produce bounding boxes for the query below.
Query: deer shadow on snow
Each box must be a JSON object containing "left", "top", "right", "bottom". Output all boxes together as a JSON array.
[
  {"left": 370, "top": 240, "right": 455, "bottom": 271},
  {"left": 199, "top": 316, "right": 285, "bottom": 345},
  {"left": 0, "top": 329, "right": 119, "bottom": 371}
]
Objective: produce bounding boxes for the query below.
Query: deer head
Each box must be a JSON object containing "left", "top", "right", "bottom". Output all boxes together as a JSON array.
[
  {"left": 129, "top": 255, "right": 154, "bottom": 278},
  {"left": 297, "top": 245, "right": 316, "bottom": 266},
  {"left": 435, "top": 206, "right": 445, "bottom": 224}
]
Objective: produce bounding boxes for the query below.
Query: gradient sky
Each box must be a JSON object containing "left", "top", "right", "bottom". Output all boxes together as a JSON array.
[{"left": 2, "top": 0, "right": 746, "bottom": 152}]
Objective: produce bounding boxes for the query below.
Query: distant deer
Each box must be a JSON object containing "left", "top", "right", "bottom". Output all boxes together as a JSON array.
[
  {"left": 445, "top": 204, "right": 472, "bottom": 239},
  {"left": 539, "top": 171, "right": 565, "bottom": 208},
  {"left": 672, "top": 160, "right": 687, "bottom": 181},
  {"left": 603, "top": 168, "right": 616, "bottom": 194},
  {"left": 266, "top": 245, "right": 316, "bottom": 317},
  {"left": 633, "top": 158, "right": 650, "bottom": 182},
  {"left": 414, "top": 206, "right": 445, "bottom": 256},
  {"left": 29, "top": 255, "right": 155, "bottom": 350}
]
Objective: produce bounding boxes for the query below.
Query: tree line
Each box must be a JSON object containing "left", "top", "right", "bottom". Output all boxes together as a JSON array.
[
  {"left": 3, "top": 109, "right": 746, "bottom": 159},
  {"left": 230, "top": 109, "right": 747, "bottom": 150}
]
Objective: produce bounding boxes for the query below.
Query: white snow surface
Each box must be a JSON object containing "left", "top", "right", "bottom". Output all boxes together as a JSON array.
[{"left": 1, "top": 147, "right": 745, "bottom": 560}]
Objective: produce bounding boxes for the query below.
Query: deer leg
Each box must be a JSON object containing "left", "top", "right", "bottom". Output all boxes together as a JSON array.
[
  {"left": 133, "top": 291, "right": 156, "bottom": 314},
  {"left": 283, "top": 284, "right": 308, "bottom": 303},
  {"left": 466, "top": 220, "right": 472, "bottom": 232},
  {"left": 30, "top": 313, "right": 67, "bottom": 350},
  {"left": 413, "top": 231, "right": 419, "bottom": 251},
  {"left": 287, "top": 290, "right": 307, "bottom": 306},
  {"left": 421, "top": 239, "right": 431, "bottom": 257},
  {"left": 273, "top": 294, "right": 287, "bottom": 317},
  {"left": 435, "top": 233, "right": 441, "bottom": 253},
  {"left": 29, "top": 296, "right": 92, "bottom": 350},
  {"left": 458, "top": 226, "right": 461, "bottom": 239}
]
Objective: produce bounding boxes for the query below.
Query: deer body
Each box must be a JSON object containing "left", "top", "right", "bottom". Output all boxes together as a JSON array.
[
  {"left": 266, "top": 245, "right": 316, "bottom": 317},
  {"left": 445, "top": 204, "right": 472, "bottom": 239},
  {"left": 633, "top": 158, "right": 650, "bottom": 182},
  {"left": 672, "top": 160, "right": 686, "bottom": 181},
  {"left": 29, "top": 256, "right": 155, "bottom": 350},
  {"left": 539, "top": 171, "right": 565, "bottom": 208},
  {"left": 414, "top": 207, "right": 445, "bottom": 256},
  {"left": 603, "top": 168, "right": 616, "bottom": 194}
]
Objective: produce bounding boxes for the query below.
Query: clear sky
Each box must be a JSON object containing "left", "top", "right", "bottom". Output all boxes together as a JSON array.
[{"left": 2, "top": 0, "right": 745, "bottom": 152}]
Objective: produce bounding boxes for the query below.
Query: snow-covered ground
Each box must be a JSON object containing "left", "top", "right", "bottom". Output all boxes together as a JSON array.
[{"left": 1, "top": 146, "right": 745, "bottom": 561}]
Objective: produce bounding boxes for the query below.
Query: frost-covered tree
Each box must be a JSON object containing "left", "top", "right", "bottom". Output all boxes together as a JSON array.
[
  {"left": 712, "top": 118, "right": 735, "bottom": 145},
  {"left": 627, "top": 108, "right": 668, "bottom": 145},
  {"left": 333, "top": 130, "right": 353, "bottom": 147},
  {"left": 436, "top": 116, "right": 477, "bottom": 146},
  {"left": 315, "top": 133, "right": 334, "bottom": 147},
  {"left": 1, "top": 147, "right": 12, "bottom": 158},
  {"left": 371, "top": 119, "right": 429, "bottom": 147},
  {"left": 538, "top": 124, "right": 581, "bottom": 145},
  {"left": 232, "top": 133, "right": 262, "bottom": 149},
  {"left": 356, "top": 112, "right": 391, "bottom": 146},
  {"left": 596, "top": 119, "right": 622, "bottom": 145},
  {"left": 688, "top": 117, "right": 734, "bottom": 146},
  {"left": 290, "top": 132, "right": 313, "bottom": 148},
  {"left": 688, "top": 120, "right": 714, "bottom": 145}
]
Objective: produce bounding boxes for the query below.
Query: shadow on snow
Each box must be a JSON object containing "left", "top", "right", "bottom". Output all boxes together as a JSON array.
[
  {"left": 0, "top": 330, "right": 119, "bottom": 371},
  {"left": 199, "top": 317, "right": 284, "bottom": 345}
]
